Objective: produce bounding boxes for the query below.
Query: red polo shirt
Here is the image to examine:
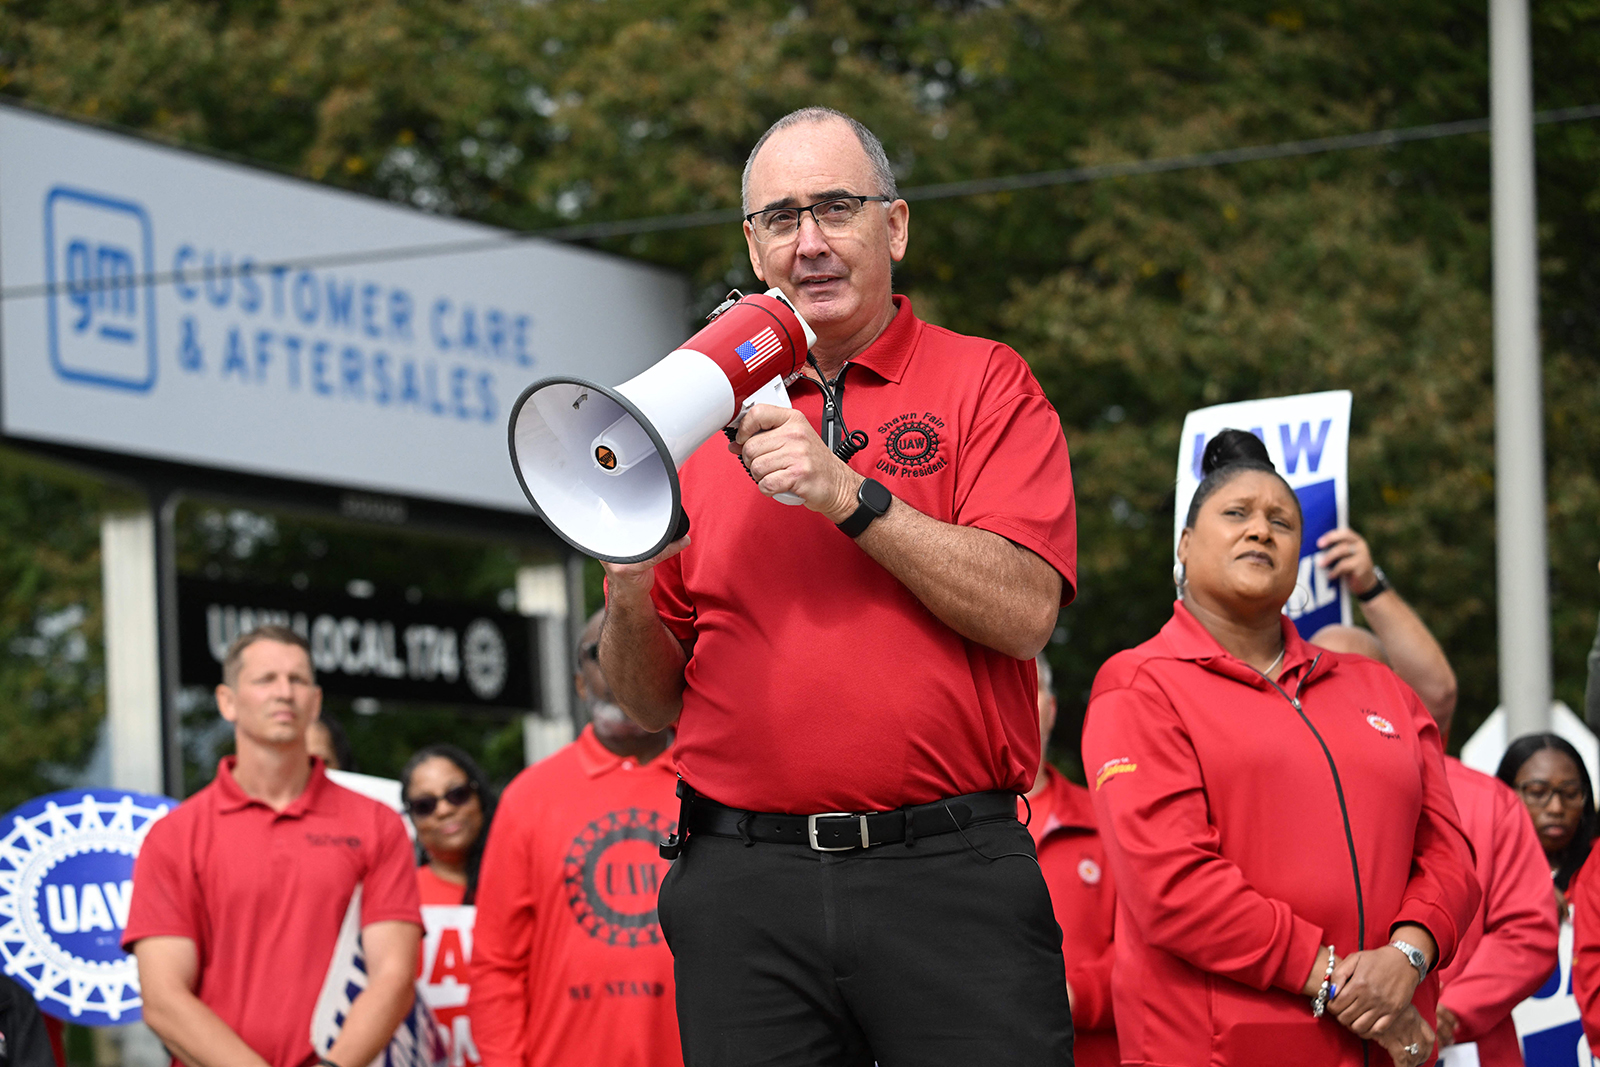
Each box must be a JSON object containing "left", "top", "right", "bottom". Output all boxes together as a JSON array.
[
  {"left": 1027, "top": 767, "right": 1119, "bottom": 1067},
  {"left": 123, "top": 757, "right": 422, "bottom": 1067},
  {"left": 469, "top": 726, "right": 682, "bottom": 1067},
  {"left": 650, "top": 296, "right": 1077, "bottom": 813}
]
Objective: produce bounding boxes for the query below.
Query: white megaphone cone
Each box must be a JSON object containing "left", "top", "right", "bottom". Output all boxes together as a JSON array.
[{"left": 507, "top": 288, "right": 817, "bottom": 563}]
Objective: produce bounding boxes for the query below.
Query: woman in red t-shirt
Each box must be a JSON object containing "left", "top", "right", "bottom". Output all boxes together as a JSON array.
[{"left": 402, "top": 745, "right": 498, "bottom": 905}]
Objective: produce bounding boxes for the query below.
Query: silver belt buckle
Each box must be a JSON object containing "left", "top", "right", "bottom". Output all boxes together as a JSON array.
[{"left": 807, "top": 812, "right": 870, "bottom": 851}]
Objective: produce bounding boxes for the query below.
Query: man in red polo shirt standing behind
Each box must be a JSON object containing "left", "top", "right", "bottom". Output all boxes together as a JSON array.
[
  {"left": 1028, "top": 656, "right": 1118, "bottom": 1067},
  {"left": 469, "top": 610, "right": 681, "bottom": 1067},
  {"left": 124, "top": 626, "right": 422, "bottom": 1067},
  {"left": 601, "top": 106, "right": 1078, "bottom": 1065}
]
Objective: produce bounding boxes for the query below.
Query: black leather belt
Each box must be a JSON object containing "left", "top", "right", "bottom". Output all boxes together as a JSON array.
[{"left": 687, "top": 790, "right": 1018, "bottom": 852}]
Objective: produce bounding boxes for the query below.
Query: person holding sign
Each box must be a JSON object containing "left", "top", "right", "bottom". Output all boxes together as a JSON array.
[
  {"left": 1083, "top": 430, "right": 1478, "bottom": 1067},
  {"left": 1311, "top": 527, "right": 1458, "bottom": 736},
  {"left": 124, "top": 626, "right": 423, "bottom": 1067}
]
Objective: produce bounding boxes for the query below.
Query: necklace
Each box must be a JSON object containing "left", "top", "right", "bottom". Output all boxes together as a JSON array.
[{"left": 1263, "top": 644, "right": 1286, "bottom": 676}]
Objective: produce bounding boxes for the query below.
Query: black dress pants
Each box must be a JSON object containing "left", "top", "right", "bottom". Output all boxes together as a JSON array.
[{"left": 657, "top": 813, "right": 1075, "bottom": 1067}]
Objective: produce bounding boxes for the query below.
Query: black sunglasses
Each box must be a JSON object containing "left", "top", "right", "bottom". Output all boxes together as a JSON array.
[{"left": 406, "top": 781, "right": 475, "bottom": 817}]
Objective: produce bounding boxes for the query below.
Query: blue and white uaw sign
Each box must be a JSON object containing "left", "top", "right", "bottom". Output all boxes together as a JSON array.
[
  {"left": 0, "top": 789, "right": 175, "bottom": 1025},
  {"left": 1174, "top": 390, "right": 1353, "bottom": 638}
]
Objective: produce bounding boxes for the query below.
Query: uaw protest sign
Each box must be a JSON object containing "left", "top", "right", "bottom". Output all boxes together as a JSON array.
[
  {"left": 1174, "top": 391, "right": 1353, "bottom": 638},
  {"left": 0, "top": 103, "right": 688, "bottom": 512},
  {"left": 419, "top": 906, "right": 480, "bottom": 1067},
  {"left": 0, "top": 789, "right": 176, "bottom": 1027}
]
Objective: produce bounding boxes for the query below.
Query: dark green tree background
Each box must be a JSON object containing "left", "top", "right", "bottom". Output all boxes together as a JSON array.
[{"left": 2, "top": 0, "right": 1597, "bottom": 782}]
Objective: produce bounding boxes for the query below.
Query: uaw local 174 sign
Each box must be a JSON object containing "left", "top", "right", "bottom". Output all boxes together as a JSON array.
[
  {"left": 0, "top": 789, "right": 176, "bottom": 1025},
  {"left": 1175, "top": 390, "right": 1353, "bottom": 639},
  {"left": 177, "top": 577, "right": 536, "bottom": 709}
]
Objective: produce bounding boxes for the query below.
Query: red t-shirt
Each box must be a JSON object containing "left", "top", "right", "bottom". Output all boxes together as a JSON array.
[
  {"left": 650, "top": 296, "right": 1077, "bottom": 812},
  {"left": 417, "top": 865, "right": 468, "bottom": 906},
  {"left": 1027, "top": 767, "right": 1119, "bottom": 1067},
  {"left": 123, "top": 758, "right": 423, "bottom": 1067},
  {"left": 1435, "top": 758, "right": 1559, "bottom": 1066},
  {"left": 468, "top": 726, "right": 682, "bottom": 1067}
]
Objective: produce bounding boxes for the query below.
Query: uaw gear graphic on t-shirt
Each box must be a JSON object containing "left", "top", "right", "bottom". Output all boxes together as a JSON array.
[
  {"left": 563, "top": 809, "right": 674, "bottom": 949},
  {"left": 419, "top": 906, "right": 477, "bottom": 1067},
  {"left": 0, "top": 789, "right": 175, "bottom": 1025},
  {"left": 313, "top": 886, "right": 447, "bottom": 1067},
  {"left": 469, "top": 727, "right": 683, "bottom": 1067}
]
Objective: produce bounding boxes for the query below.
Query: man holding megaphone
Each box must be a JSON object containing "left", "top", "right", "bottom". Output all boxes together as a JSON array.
[{"left": 597, "top": 107, "right": 1078, "bottom": 1066}]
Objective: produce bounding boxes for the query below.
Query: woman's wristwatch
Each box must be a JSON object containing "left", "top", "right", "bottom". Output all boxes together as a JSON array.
[{"left": 1388, "top": 939, "right": 1429, "bottom": 982}]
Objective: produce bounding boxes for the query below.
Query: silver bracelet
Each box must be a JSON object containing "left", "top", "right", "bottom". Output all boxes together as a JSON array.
[{"left": 1311, "top": 946, "right": 1337, "bottom": 1018}]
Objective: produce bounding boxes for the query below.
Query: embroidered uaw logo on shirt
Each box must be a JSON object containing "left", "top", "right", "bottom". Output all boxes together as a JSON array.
[
  {"left": 874, "top": 412, "right": 947, "bottom": 479},
  {"left": 1364, "top": 712, "right": 1400, "bottom": 739},
  {"left": 563, "top": 809, "right": 676, "bottom": 947}
]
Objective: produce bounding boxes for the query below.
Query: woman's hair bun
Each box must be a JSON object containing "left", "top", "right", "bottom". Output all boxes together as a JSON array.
[{"left": 1201, "top": 428, "right": 1274, "bottom": 476}]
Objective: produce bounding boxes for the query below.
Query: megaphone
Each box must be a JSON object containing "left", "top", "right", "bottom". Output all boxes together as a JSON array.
[{"left": 507, "top": 288, "right": 817, "bottom": 563}]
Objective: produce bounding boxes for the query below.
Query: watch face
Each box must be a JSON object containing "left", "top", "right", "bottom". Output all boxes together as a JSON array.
[{"left": 861, "top": 478, "right": 893, "bottom": 515}]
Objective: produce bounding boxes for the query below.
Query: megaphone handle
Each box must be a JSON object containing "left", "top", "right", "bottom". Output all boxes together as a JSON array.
[
  {"left": 671, "top": 508, "right": 690, "bottom": 543},
  {"left": 728, "top": 377, "right": 805, "bottom": 506}
]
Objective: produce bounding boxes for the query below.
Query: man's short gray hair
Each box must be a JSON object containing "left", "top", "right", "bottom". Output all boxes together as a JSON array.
[{"left": 741, "top": 107, "right": 898, "bottom": 214}]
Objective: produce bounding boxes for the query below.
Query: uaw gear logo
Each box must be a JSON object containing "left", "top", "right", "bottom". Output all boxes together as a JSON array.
[
  {"left": 875, "top": 412, "right": 948, "bottom": 479},
  {"left": 1365, "top": 712, "right": 1399, "bottom": 738},
  {"left": 460, "top": 619, "right": 508, "bottom": 701},
  {"left": 0, "top": 789, "right": 175, "bottom": 1025},
  {"left": 563, "top": 809, "right": 675, "bottom": 948}
]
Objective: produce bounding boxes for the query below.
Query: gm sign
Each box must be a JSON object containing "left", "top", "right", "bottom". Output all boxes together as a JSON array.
[{"left": 43, "top": 186, "right": 158, "bottom": 391}]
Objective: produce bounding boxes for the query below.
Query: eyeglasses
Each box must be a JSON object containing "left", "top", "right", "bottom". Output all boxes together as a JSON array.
[
  {"left": 406, "top": 782, "right": 475, "bottom": 817},
  {"left": 744, "top": 195, "right": 894, "bottom": 244},
  {"left": 1516, "top": 780, "right": 1587, "bottom": 807}
]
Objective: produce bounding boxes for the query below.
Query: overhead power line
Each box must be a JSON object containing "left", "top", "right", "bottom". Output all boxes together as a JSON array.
[{"left": 4, "top": 104, "right": 1599, "bottom": 303}]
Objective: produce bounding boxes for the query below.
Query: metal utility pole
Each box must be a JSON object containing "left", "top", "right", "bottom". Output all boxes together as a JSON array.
[{"left": 1490, "top": 0, "right": 1552, "bottom": 737}]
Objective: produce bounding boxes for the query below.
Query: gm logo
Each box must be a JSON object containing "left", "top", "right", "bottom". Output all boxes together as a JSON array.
[{"left": 44, "top": 187, "right": 157, "bottom": 391}]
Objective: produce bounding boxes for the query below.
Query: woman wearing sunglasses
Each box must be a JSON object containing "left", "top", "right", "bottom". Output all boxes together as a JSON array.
[{"left": 401, "top": 744, "right": 499, "bottom": 906}]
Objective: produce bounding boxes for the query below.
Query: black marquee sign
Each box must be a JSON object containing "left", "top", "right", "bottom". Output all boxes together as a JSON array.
[{"left": 177, "top": 577, "right": 537, "bottom": 709}]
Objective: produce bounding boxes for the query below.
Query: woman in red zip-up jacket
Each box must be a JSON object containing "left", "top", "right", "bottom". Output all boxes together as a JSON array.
[{"left": 1083, "top": 430, "right": 1479, "bottom": 1067}]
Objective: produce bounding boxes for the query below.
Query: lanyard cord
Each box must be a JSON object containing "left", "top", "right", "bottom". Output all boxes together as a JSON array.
[{"left": 805, "top": 354, "right": 869, "bottom": 462}]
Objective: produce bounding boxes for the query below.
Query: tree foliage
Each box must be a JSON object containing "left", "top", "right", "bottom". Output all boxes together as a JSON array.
[
  {"left": 2, "top": 0, "right": 1598, "bottom": 778},
  {"left": 0, "top": 449, "right": 118, "bottom": 811}
]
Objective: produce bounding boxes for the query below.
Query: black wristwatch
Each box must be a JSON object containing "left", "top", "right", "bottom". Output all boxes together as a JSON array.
[
  {"left": 1355, "top": 565, "right": 1390, "bottom": 602},
  {"left": 837, "top": 478, "right": 892, "bottom": 538}
]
